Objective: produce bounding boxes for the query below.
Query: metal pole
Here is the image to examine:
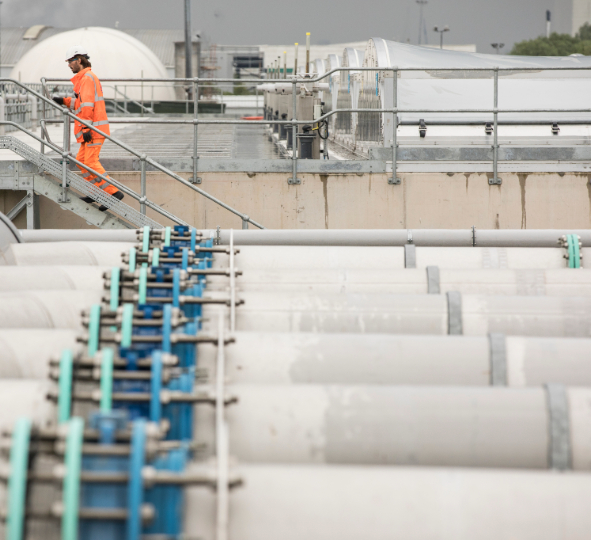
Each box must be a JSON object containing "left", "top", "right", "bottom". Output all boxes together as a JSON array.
[
  {"left": 40, "top": 78, "right": 46, "bottom": 154},
  {"left": 193, "top": 78, "right": 201, "bottom": 184},
  {"left": 294, "top": 43, "right": 298, "bottom": 76},
  {"left": 288, "top": 78, "right": 299, "bottom": 185},
  {"left": 491, "top": 67, "right": 501, "bottom": 185},
  {"left": 388, "top": 68, "right": 400, "bottom": 185},
  {"left": 184, "top": 0, "right": 193, "bottom": 95},
  {"left": 60, "top": 111, "right": 70, "bottom": 202},
  {"left": 305, "top": 33, "right": 310, "bottom": 75},
  {"left": 140, "top": 70, "right": 144, "bottom": 117},
  {"left": 26, "top": 190, "right": 35, "bottom": 229},
  {"left": 140, "top": 155, "right": 147, "bottom": 215},
  {"left": 242, "top": 217, "right": 249, "bottom": 229},
  {"left": 255, "top": 86, "right": 259, "bottom": 117},
  {"left": 283, "top": 51, "right": 287, "bottom": 79}
]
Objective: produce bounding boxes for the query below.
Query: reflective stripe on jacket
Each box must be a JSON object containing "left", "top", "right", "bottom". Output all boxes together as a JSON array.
[{"left": 63, "top": 67, "right": 110, "bottom": 143}]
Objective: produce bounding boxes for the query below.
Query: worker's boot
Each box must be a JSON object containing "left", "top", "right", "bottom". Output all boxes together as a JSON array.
[
  {"left": 99, "top": 190, "right": 124, "bottom": 212},
  {"left": 80, "top": 196, "right": 95, "bottom": 203}
]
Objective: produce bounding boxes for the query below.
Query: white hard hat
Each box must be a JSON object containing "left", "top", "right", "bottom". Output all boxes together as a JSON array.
[{"left": 65, "top": 45, "right": 89, "bottom": 62}]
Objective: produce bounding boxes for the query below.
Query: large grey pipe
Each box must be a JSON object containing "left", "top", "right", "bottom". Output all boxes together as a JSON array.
[
  {"left": 0, "top": 242, "right": 131, "bottom": 266},
  {"left": 197, "top": 333, "right": 591, "bottom": 387},
  {"left": 1, "top": 243, "right": 582, "bottom": 270},
  {"left": 203, "top": 292, "right": 591, "bottom": 337},
  {"left": 0, "top": 329, "right": 79, "bottom": 378},
  {"left": 185, "top": 464, "right": 591, "bottom": 540},
  {"left": 207, "top": 268, "right": 591, "bottom": 295},
  {"left": 193, "top": 384, "right": 586, "bottom": 470},
  {"left": 213, "top": 246, "right": 583, "bottom": 270},
  {"left": 2, "top": 267, "right": 591, "bottom": 297},
  {"left": 0, "top": 291, "right": 101, "bottom": 329},
  {"left": 2, "top": 380, "right": 585, "bottom": 471}
]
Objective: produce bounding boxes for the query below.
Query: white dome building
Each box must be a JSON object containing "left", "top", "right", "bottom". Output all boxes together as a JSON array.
[{"left": 11, "top": 27, "right": 175, "bottom": 101}]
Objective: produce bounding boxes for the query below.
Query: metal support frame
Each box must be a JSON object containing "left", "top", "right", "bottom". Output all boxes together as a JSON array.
[
  {"left": 6, "top": 192, "right": 29, "bottom": 221},
  {"left": 490, "top": 68, "right": 502, "bottom": 185},
  {"left": 59, "top": 112, "right": 70, "bottom": 203},
  {"left": 140, "top": 155, "right": 147, "bottom": 216},
  {"left": 388, "top": 68, "right": 400, "bottom": 186},
  {"left": 288, "top": 78, "right": 300, "bottom": 185},
  {"left": 192, "top": 78, "right": 202, "bottom": 184}
]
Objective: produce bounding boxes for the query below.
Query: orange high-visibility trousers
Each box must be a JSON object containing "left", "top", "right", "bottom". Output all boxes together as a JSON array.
[{"left": 76, "top": 140, "right": 119, "bottom": 195}]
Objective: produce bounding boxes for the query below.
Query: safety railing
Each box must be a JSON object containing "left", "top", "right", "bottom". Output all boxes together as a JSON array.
[
  {"left": 0, "top": 79, "right": 264, "bottom": 230},
  {"left": 41, "top": 65, "right": 591, "bottom": 187}
]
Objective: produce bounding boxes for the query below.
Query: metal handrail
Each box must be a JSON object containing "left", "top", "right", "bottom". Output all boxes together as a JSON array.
[
  {"left": 0, "top": 78, "right": 264, "bottom": 230},
  {"left": 42, "top": 66, "right": 591, "bottom": 186},
  {"left": 0, "top": 121, "right": 181, "bottom": 226}
]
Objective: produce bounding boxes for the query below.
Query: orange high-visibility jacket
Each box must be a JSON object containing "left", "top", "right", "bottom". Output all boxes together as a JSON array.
[{"left": 63, "top": 67, "right": 110, "bottom": 143}]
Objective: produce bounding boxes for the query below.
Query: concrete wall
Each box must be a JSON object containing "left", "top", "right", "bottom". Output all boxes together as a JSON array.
[{"left": 11, "top": 171, "right": 591, "bottom": 230}]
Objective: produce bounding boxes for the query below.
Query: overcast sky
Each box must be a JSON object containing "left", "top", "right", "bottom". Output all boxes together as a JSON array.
[{"left": 3, "top": 0, "right": 572, "bottom": 53}]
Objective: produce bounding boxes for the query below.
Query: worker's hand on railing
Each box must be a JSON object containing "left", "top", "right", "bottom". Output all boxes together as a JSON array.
[{"left": 52, "top": 96, "right": 64, "bottom": 106}]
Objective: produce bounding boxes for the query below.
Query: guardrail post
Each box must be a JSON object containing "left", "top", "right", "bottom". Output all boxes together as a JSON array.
[
  {"left": 59, "top": 111, "right": 70, "bottom": 203},
  {"left": 242, "top": 216, "right": 249, "bottom": 229},
  {"left": 490, "top": 67, "right": 502, "bottom": 185},
  {"left": 40, "top": 78, "right": 47, "bottom": 154},
  {"left": 192, "top": 78, "right": 202, "bottom": 184},
  {"left": 140, "top": 154, "right": 147, "bottom": 215},
  {"left": 288, "top": 78, "right": 300, "bottom": 185},
  {"left": 388, "top": 67, "right": 400, "bottom": 186}
]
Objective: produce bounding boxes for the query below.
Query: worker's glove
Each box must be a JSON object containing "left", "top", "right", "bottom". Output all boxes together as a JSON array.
[
  {"left": 82, "top": 131, "right": 92, "bottom": 144},
  {"left": 52, "top": 96, "right": 64, "bottom": 106}
]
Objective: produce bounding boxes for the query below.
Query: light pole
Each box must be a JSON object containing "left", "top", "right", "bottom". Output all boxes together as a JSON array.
[
  {"left": 433, "top": 25, "right": 450, "bottom": 49},
  {"left": 416, "top": 0, "right": 428, "bottom": 45},
  {"left": 491, "top": 43, "right": 505, "bottom": 54}
]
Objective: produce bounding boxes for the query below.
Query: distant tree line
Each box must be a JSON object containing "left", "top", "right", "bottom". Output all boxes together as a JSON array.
[{"left": 510, "top": 23, "right": 591, "bottom": 55}]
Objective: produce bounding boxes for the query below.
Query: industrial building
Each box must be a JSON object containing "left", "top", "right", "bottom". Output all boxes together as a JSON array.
[{"left": 1, "top": 23, "right": 591, "bottom": 540}]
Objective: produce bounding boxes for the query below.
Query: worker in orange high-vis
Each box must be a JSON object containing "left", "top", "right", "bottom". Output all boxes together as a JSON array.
[{"left": 52, "top": 45, "right": 123, "bottom": 211}]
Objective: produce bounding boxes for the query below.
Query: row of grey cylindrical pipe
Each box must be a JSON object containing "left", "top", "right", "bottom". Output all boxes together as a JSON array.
[
  {"left": 16, "top": 228, "right": 591, "bottom": 246},
  {"left": 2, "top": 289, "right": 591, "bottom": 338}
]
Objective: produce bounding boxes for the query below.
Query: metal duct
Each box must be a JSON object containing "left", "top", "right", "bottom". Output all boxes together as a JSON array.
[
  {"left": 0, "top": 329, "right": 79, "bottom": 377},
  {"left": 192, "top": 385, "right": 590, "bottom": 469},
  {"left": 184, "top": 464, "right": 591, "bottom": 540},
  {"left": 0, "top": 242, "right": 132, "bottom": 266},
  {"left": 206, "top": 268, "right": 591, "bottom": 295},
  {"left": 202, "top": 292, "right": 591, "bottom": 337},
  {"left": 0, "top": 291, "right": 101, "bottom": 329},
  {"left": 196, "top": 333, "right": 591, "bottom": 387}
]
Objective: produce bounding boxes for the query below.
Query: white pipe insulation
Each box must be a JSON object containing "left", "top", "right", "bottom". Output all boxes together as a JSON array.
[
  {"left": 184, "top": 464, "right": 591, "bottom": 540},
  {"left": 196, "top": 333, "right": 591, "bottom": 387},
  {"left": 0, "top": 329, "right": 80, "bottom": 378},
  {"left": 202, "top": 292, "right": 591, "bottom": 337}
]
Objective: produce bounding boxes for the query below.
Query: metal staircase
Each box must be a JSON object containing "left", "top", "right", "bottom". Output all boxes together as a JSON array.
[{"left": 0, "top": 136, "right": 163, "bottom": 229}]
